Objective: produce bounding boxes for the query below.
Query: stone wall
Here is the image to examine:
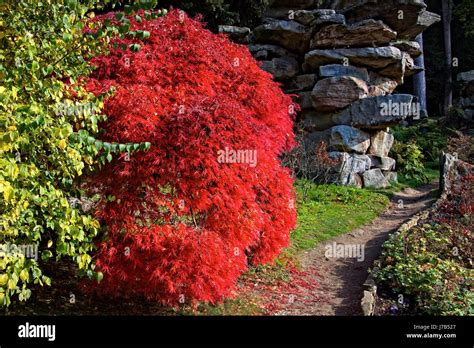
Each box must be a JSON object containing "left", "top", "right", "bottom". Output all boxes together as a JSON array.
[{"left": 220, "top": 0, "right": 439, "bottom": 188}]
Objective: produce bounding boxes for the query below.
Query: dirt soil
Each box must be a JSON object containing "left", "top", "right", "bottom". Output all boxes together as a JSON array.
[{"left": 269, "top": 183, "right": 438, "bottom": 316}]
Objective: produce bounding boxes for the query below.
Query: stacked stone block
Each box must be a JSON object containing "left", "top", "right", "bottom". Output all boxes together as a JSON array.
[{"left": 220, "top": 0, "right": 439, "bottom": 188}]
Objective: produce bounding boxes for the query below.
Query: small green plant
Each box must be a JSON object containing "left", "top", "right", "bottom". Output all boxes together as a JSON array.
[
  {"left": 391, "top": 141, "right": 429, "bottom": 183},
  {"left": 392, "top": 120, "right": 448, "bottom": 163}
]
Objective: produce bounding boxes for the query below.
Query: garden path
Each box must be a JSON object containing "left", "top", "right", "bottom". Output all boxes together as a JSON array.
[{"left": 273, "top": 183, "right": 438, "bottom": 315}]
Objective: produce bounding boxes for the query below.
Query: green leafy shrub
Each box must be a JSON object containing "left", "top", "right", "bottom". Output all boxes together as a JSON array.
[
  {"left": 374, "top": 223, "right": 473, "bottom": 315},
  {"left": 390, "top": 141, "right": 429, "bottom": 183},
  {"left": 0, "top": 0, "right": 158, "bottom": 307},
  {"left": 0, "top": 0, "right": 105, "bottom": 307},
  {"left": 392, "top": 119, "right": 448, "bottom": 163}
]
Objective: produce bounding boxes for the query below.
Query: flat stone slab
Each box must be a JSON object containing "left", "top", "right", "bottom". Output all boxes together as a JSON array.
[
  {"left": 312, "top": 76, "right": 369, "bottom": 112},
  {"left": 303, "top": 46, "right": 403, "bottom": 73},
  {"left": 253, "top": 18, "right": 311, "bottom": 54},
  {"left": 311, "top": 19, "right": 397, "bottom": 49},
  {"left": 327, "top": 125, "right": 371, "bottom": 154},
  {"left": 319, "top": 64, "right": 369, "bottom": 81},
  {"left": 332, "top": 94, "right": 415, "bottom": 129},
  {"left": 260, "top": 56, "right": 299, "bottom": 81},
  {"left": 457, "top": 70, "right": 474, "bottom": 83}
]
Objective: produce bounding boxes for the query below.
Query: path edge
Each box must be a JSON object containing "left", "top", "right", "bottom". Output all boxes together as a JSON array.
[{"left": 360, "top": 192, "right": 442, "bottom": 316}]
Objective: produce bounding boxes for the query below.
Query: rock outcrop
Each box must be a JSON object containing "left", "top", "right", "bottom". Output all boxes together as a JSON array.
[{"left": 220, "top": 0, "right": 439, "bottom": 188}]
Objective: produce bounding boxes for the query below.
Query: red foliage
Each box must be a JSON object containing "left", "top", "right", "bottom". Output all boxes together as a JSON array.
[
  {"left": 435, "top": 174, "right": 473, "bottom": 232},
  {"left": 85, "top": 10, "right": 297, "bottom": 305}
]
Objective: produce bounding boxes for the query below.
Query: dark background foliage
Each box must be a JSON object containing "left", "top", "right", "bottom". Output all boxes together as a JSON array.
[{"left": 422, "top": 0, "right": 474, "bottom": 116}]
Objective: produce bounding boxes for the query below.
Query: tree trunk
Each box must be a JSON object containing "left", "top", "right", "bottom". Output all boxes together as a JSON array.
[
  {"left": 413, "top": 34, "right": 428, "bottom": 118},
  {"left": 442, "top": 0, "right": 453, "bottom": 117}
]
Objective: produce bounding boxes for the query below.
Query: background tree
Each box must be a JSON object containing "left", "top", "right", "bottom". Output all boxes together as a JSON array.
[
  {"left": 86, "top": 9, "right": 297, "bottom": 305},
  {"left": 413, "top": 34, "right": 428, "bottom": 118},
  {"left": 422, "top": 0, "right": 474, "bottom": 117},
  {"left": 442, "top": 0, "right": 453, "bottom": 117}
]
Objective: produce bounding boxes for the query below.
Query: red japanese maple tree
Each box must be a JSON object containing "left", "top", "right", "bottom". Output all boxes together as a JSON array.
[{"left": 86, "top": 9, "right": 297, "bottom": 305}]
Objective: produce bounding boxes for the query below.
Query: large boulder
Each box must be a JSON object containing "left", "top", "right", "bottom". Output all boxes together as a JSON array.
[
  {"left": 284, "top": 74, "right": 317, "bottom": 92},
  {"left": 383, "top": 171, "right": 398, "bottom": 183},
  {"left": 328, "top": 125, "right": 371, "bottom": 154},
  {"left": 329, "top": 151, "right": 370, "bottom": 187},
  {"left": 302, "top": 110, "right": 336, "bottom": 131},
  {"left": 368, "top": 130, "right": 394, "bottom": 156},
  {"left": 332, "top": 94, "right": 415, "bottom": 129},
  {"left": 368, "top": 72, "right": 398, "bottom": 96},
  {"left": 390, "top": 40, "right": 422, "bottom": 58},
  {"left": 218, "top": 25, "right": 251, "bottom": 44},
  {"left": 248, "top": 44, "right": 297, "bottom": 61},
  {"left": 343, "top": 173, "right": 363, "bottom": 188},
  {"left": 311, "top": 19, "right": 397, "bottom": 48},
  {"left": 253, "top": 19, "right": 311, "bottom": 54},
  {"left": 312, "top": 76, "right": 369, "bottom": 112},
  {"left": 329, "top": 151, "right": 371, "bottom": 173},
  {"left": 260, "top": 56, "right": 299, "bottom": 81},
  {"left": 368, "top": 155, "right": 396, "bottom": 170},
  {"left": 333, "top": 0, "right": 440, "bottom": 39},
  {"left": 319, "top": 64, "right": 369, "bottom": 81},
  {"left": 303, "top": 46, "right": 403, "bottom": 73},
  {"left": 292, "top": 9, "right": 346, "bottom": 27},
  {"left": 362, "top": 168, "right": 390, "bottom": 188}
]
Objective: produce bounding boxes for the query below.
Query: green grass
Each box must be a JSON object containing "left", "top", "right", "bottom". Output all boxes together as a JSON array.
[
  {"left": 283, "top": 180, "right": 390, "bottom": 258},
  {"left": 372, "top": 162, "right": 440, "bottom": 196}
]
